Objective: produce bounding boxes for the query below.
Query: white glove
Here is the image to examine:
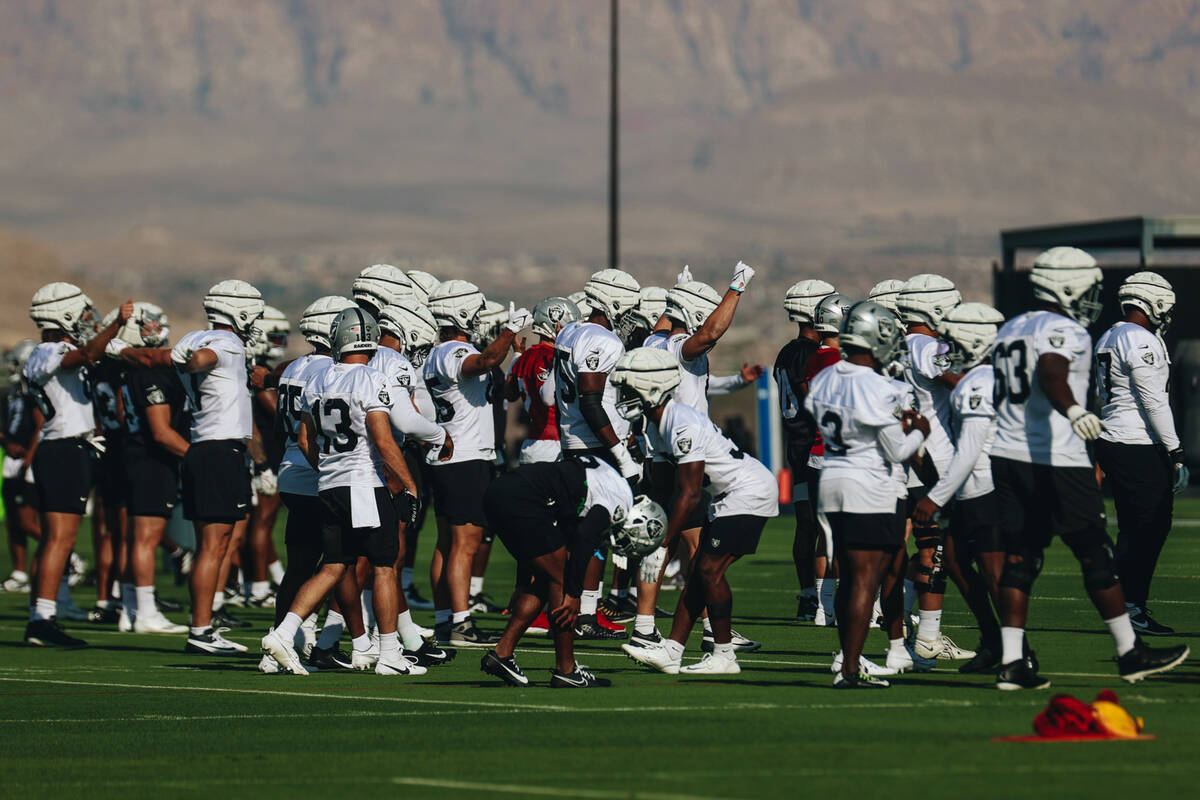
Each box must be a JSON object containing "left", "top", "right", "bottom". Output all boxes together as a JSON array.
[
  {"left": 676, "top": 264, "right": 693, "bottom": 285},
  {"left": 611, "top": 552, "right": 628, "bottom": 571},
  {"left": 1066, "top": 404, "right": 1103, "bottom": 441},
  {"left": 105, "top": 338, "right": 131, "bottom": 359},
  {"left": 639, "top": 546, "right": 668, "bottom": 584},
  {"left": 609, "top": 441, "right": 641, "bottom": 482},
  {"left": 253, "top": 467, "right": 278, "bottom": 496},
  {"left": 505, "top": 302, "right": 532, "bottom": 334},
  {"left": 730, "top": 261, "right": 756, "bottom": 293}
]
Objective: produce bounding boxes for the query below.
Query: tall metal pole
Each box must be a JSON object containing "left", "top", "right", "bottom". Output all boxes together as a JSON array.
[{"left": 607, "top": 0, "right": 619, "bottom": 270}]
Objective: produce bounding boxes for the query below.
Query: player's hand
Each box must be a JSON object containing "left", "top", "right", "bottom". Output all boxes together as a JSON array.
[
  {"left": 117, "top": 300, "right": 135, "bottom": 324},
  {"left": 435, "top": 433, "right": 454, "bottom": 462},
  {"left": 550, "top": 594, "right": 580, "bottom": 632},
  {"left": 248, "top": 364, "right": 270, "bottom": 389},
  {"left": 610, "top": 442, "right": 641, "bottom": 483},
  {"left": 729, "top": 261, "right": 756, "bottom": 293},
  {"left": 912, "top": 496, "right": 940, "bottom": 525},
  {"left": 1066, "top": 405, "right": 1103, "bottom": 441},
  {"left": 1173, "top": 462, "right": 1190, "bottom": 495},
  {"left": 515, "top": 336, "right": 527, "bottom": 354},
  {"left": 902, "top": 410, "right": 930, "bottom": 437},
  {"left": 740, "top": 363, "right": 764, "bottom": 383},
  {"left": 252, "top": 467, "right": 278, "bottom": 496},
  {"left": 4, "top": 442, "right": 26, "bottom": 460},
  {"left": 676, "top": 264, "right": 693, "bottom": 285},
  {"left": 639, "top": 546, "right": 668, "bottom": 584},
  {"left": 505, "top": 302, "right": 532, "bottom": 334},
  {"left": 394, "top": 489, "right": 420, "bottom": 525}
]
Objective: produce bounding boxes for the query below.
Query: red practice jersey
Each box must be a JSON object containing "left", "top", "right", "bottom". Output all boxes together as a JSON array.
[
  {"left": 803, "top": 345, "right": 842, "bottom": 457},
  {"left": 510, "top": 341, "right": 559, "bottom": 441}
]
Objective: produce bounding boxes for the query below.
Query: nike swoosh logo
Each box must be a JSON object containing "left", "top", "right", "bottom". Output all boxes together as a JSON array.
[{"left": 558, "top": 675, "right": 587, "bottom": 686}]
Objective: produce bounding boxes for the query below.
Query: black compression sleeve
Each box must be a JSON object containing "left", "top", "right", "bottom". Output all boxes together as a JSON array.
[
  {"left": 565, "top": 506, "right": 611, "bottom": 597},
  {"left": 578, "top": 389, "right": 612, "bottom": 441}
]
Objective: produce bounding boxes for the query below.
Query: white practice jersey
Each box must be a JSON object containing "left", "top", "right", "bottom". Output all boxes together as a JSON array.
[
  {"left": 891, "top": 378, "right": 918, "bottom": 498},
  {"left": 24, "top": 342, "right": 94, "bottom": 441},
  {"left": 302, "top": 362, "right": 391, "bottom": 491},
  {"left": 941, "top": 363, "right": 996, "bottom": 502},
  {"left": 423, "top": 340, "right": 494, "bottom": 463},
  {"left": 553, "top": 321, "right": 629, "bottom": 450},
  {"left": 991, "top": 310, "right": 1092, "bottom": 468},
  {"left": 656, "top": 333, "right": 711, "bottom": 416},
  {"left": 806, "top": 361, "right": 921, "bottom": 514},
  {"left": 901, "top": 333, "right": 955, "bottom": 474},
  {"left": 580, "top": 455, "right": 635, "bottom": 522},
  {"left": 172, "top": 329, "right": 252, "bottom": 442},
  {"left": 276, "top": 353, "right": 332, "bottom": 497},
  {"left": 643, "top": 332, "right": 668, "bottom": 349},
  {"left": 1095, "top": 322, "right": 1179, "bottom": 450},
  {"left": 648, "top": 399, "right": 778, "bottom": 519}
]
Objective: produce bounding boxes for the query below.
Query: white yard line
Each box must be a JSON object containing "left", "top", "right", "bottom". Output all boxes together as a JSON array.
[{"left": 392, "top": 776, "right": 740, "bottom": 800}]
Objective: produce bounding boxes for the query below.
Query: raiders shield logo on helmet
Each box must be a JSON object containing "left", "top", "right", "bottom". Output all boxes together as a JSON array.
[
  {"left": 969, "top": 394, "right": 982, "bottom": 410},
  {"left": 646, "top": 518, "right": 663, "bottom": 537}
]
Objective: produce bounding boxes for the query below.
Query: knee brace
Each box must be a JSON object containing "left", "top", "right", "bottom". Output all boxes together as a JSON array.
[
  {"left": 914, "top": 531, "right": 946, "bottom": 594},
  {"left": 706, "top": 598, "right": 733, "bottom": 623},
  {"left": 1063, "top": 528, "right": 1119, "bottom": 593},
  {"left": 998, "top": 548, "right": 1044, "bottom": 594}
]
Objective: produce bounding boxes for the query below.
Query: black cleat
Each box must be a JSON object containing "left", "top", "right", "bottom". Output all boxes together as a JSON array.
[
  {"left": 701, "top": 629, "right": 761, "bottom": 654},
  {"left": 627, "top": 628, "right": 663, "bottom": 649},
  {"left": 25, "top": 618, "right": 87, "bottom": 648},
  {"left": 468, "top": 592, "right": 504, "bottom": 614},
  {"left": 833, "top": 671, "right": 889, "bottom": 689},
  {"left": 450, "top": 617, "right": 500, "bottom": 647},
  {"left": 551, "top": 664, "right": 611, "bottom": 688},
  {"left": 156, "top": 596, "right": 184, "bottom": 613},
  {"left": 433, "top": 620, "right": 452, "bottom": 647},
  {"left": 996, "top": 657, "right": 1051, "bottom": 691},
  {"left": 795, "top": 594, "right": 818, "bottom": 622},
  {"left": 575, "top": 615, "right": 624, "bottom": 640},
  {"left": 213, "top": 609, "right": 250, "bottom": 629},
  {"left": 1129, "top": 606, "right": 1175, "bottom": 637},
  {"left": 408, "top": 639, "right": 456, "bottom": 667},
  {"left": 600, "top": 595, "right": 637, "bottom": 624},
  {"left": 87, "top": 605, "right": 119, "bottom": 624},
  {"left": 1117, "top": 638, "right": 1189, "bottom": 683},
  {"left": 307, "top": 645, "right": 353, "bottom": 670},
  {"left": 959, "top": 641, "right": 1002, "bottom": 674},
  {"left": 653, "top": 604, "right": 674, "bottom": 619},
  {"left": 481, "top": 649, "right": 529, "bottom": 686}
]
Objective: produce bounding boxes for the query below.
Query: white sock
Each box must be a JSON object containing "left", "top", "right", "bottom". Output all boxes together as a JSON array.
[
  {"left": 396, "top": 610, "right": 424, "bottom": 651},
  {"left": 702, "top": 617, "right": 713, "bottom": 635},
  {"left": 469, "top": 576, "right": 484, "bottom": 596},
  {"left": 190, "top": 626, "right": 209, "bottom": 636},
  {"left": 33, "top": 597, "right": 56, "bottom": 621},
  {"left": 1001, "top": 626, "right": 1025, "bottom": 664},
  {"left": 635, "top": 614, "right": 656, "bottom": 635},
  {"left": 401, "top": 567, "right": 414, "bottom": 590},
  {"left": 903, "top": 578, "right": 917, "bottom": 615},
  {"left": 122, "top": 583, "right": 137, "bottom": 614},
  {"left": 275, "top": 612, "right": 303, "bottom": 642},
  {"left": 250, "top": 580, "right": 270, "bottom": 600},
  {"left": 268, "top": 560, "right": 285, "bottom": 585},
  {"left": 663, "top": 638, "right": 685, "bottom": 659},
  {"left": 379, "top": 630, "right": 401, "bottom": 660},
  {"left": 352, "top": 633, "right": 371, "bottom": 653},
  {"left": 916, "top": 609, "right": 942, "bottom": 642},
  {"left": 818, "top": 577, "right": 836, "bottom": 615},
  {"left": 714, "top": 642, "right": 736, "bottom": 659},
  {"left": 361, "top": 590, "right": 375, "bottom": 632},
  {"left": 1104, "top": 613, "right": 1137, "bottom": 657},
  {"left": 316, "top": 611, "right": 345, "bottom": 649},
  {"left": 95, "top": 599, "right": 111, "bottom": 609},
  {"left": 434, "top": 608, "right": 451, "bottom": 625},
  {"left": 136, "top": 585, "right": 156, "bottom": 616},
  {"left": 580, "top": 589, "right": 599, "bottom": 616},
  {"left": 452, "top": 610, "right": 470, "bottom": 624},
  {"left": 889, "top": 637, "right": 907, "bottom": 656},
  {"left": 9, "top": 569, "right": 27, "bottom": 581},
  {"left": 211, "top": 591, "right": 225, "bottom": 612}
]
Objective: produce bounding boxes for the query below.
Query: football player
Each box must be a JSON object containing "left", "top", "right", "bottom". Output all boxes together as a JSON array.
[
  {"left": 1094, "top": 272, "right": 1185, "bottom": 636},
  {"left": 353, "top": 264, "right": 416, "bottom": 318},
  {"left": 261, "top": 308, "right": 425, "bottom": 676},
  {"left": 23, "top": 283, "right": 132, "bottom": 648},
  {"left": 505, "top": 296, "right": 580, "bottom": 465},
  {"left": 615, "top": 347, "right": 778, "bottom": 675},
  {"left": 1, "top": 340, "right": 41, "bottom": 594},
  {"left": 806, "top": 301, "right": 930, "bottom": 688},
  {"left": 990, "top": 247, "right": 1188, "bottom": 689},
  {"left": 424, "top": 280, "right": 528, "bottom": 647},
  {"left": 89, "top": 310, "right": 130, "bottom": 623}
]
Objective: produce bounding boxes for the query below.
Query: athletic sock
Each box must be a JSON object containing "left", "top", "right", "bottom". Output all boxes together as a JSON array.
[
  {"left": 469, "top": 576, "right": 484, "bottom": 596},
  {"left": 211, "top": 591, "right": 225, "bottom": 612},
  {"left": 434, "top": 608, "right": 451, "bottom": 625},
  {"left": 268, "top": 560, "right": 285, "bottom": 585},
  {"left": 275, "top": 612, "right": 303, "bottom": 642},
  {"left": 889, "top": 637, "right": 907, "bottom": 657},
  {"left": 817, "top": 577, "right": 836, "bottom": 617},
  {"left": 452, "top": 610, "right": 470, "bottom": 624},
  {"left": 135, "top": 585, "right": 156, "bottom": 616},
  {"left": 9, "top": 570, "right": 27, "bottom": 581},
  {"left": 1001, "top": 626, "right": 1025, "bottom": 664},
  {"left": 250, "top": 580, "right": 271, "bottom": 600},
  {"left": 916, "top": 609, "right": 942, "bottom": 642},
  {"left": 702, "top": 617, "right": 713, "bottom": 635},
  {"left": 33, "top": 597, "right": 56, "bottom": 622},
  {"left": 634, "top": 614, "right": 656, "bottom": 635},
  {"left": 401, "top": 567, "right": 415, "bottom": 591},
  {"left": 663, "top": 638, "right": 685, "bottom": 659},
  {"left": 714, "top": 642, "right": 736, "bottom": 659},
  {"left": 190, "top": 626, "right": 209, "bottom": 637},
  {"left": 361, "top": 590, "right": 376, "bottom": 633},
  {"left": 352, "top": 633, "right": 371, "bottom": 653},
  {"left": 396, "top": 610, "right": 424, "bottom": 651},
  {"left": 580, "top": 589, "right": 599, "bottom": 617},
  {"left": 316, "top": 611, "right": 345, "bottom": 649},
  {"left": 122, "top": 583, "right": 137, "bottom": 615},
  {"left": 379, "top": 631, "right": 401, "bottom": 660},
  {"left": 95, "top": 599, "right": 111, "bottom": 610},
  {"left": 1104, "top": 613, "right": 1137, "bottom": 657}
]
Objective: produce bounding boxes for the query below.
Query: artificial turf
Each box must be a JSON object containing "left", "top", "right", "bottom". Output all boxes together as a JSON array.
[{"left": 0, "top": 499, "right": 1197, "bottom": 800}]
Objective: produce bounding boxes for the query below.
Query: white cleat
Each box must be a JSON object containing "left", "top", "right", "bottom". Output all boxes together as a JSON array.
[
  {"left": 118, "top": 607, "right": 133, "bottom": 632},
  {"left": 133, "top": 610, "right": 189, "bottom": 635},
  {"left": 680, "top": 651, "right": 741, "bottom": 675},
  {"left": 258, "top": 654, "right": 281, "bottom": 674},
  {"left": 376, "top": 653, "right": 427, "bottom": 676},
  {"left": 351, "top": 649, "right": 378, "bottom": 671},
  {"left": 2, "top": 573, "right": 30, "bottom": 592},
  {"left": 260, "top": 629, "right": 307, "bottom": 675},
  {"left": 831, "top": 651, "right": 898, "bottom": 677},
  {"left": 813, "top": 605, "right": 837, "bottom": 628},
  {"left": 914, "top": 633, "right": 975, "bottom": 661},
  {"left": 622, "top": 642, "right": 682, "bottom": 675},
  {"left": 885, "top": 643, "right": 935, "bottom": 673},
  {"left": 416, "top": 624, "right": 434, "bottom": 638}
]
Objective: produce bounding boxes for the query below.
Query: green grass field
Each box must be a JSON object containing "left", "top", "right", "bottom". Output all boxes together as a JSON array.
[{"left": 1, "top": 499, "right": 1197, "bottom": 800}]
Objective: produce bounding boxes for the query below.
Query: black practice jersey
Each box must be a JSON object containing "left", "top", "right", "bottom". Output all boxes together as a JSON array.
[
  {"left": 773, "top": 337, "right": 820, "bottom": 472},
  {"left": 121, "top": 365, "right": 190, "bottom": 451}
]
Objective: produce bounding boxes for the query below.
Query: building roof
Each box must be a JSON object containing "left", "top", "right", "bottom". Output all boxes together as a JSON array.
[{"left": 1000, "top": 216, "right": 1200, "bottom": 270}]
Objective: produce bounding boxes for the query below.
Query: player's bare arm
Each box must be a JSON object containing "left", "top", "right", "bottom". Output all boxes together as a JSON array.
[{"left": 61, "top": 299, "right": 133, "bottom": 369}]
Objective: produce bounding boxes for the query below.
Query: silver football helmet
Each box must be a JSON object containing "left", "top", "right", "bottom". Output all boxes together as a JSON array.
[
  {"left": 299, "top": 295, "right": 355, "bottom": 350},
  {"left": 1030, "top": 247, "right": 1103, "bottom": 326},
  {"left": 839, "top": 301, "right": 906, "bottom": 367},
  {"left": 814, "top": 293, "right": 854, "bottom": 336},
  {"left": 428, "top": 280, "right": 486, "bottom": 332},
  {"left": 783, "top": 279, "right": 836, "bottom": 324},
  {"left": 609, "top": 495, "right": 669, "bottom": 558},
  {"left": 938, "top": 302, "right": 1006, "bottom": 371},
  {"left": 30, "top": 282, "right": 100, "bottom": 342},
  {"left": 1118, "top": 271, "right": 1174, "bottom": 331},
  {"left": 531, "top": 296, "right": 581, "bottom": 341},
  {"left": 664, "top": 281, "right": 722, "bottom": 334},
  {"left": 897, "top": 274, "right": 961, "bottom": 328},
  {"left": 609, "top": 347, "right": 681, "bottom": 422},
  {"left": 329, "top": 307, "right": 380, "bottom": 361},
  {"left": 204, "top": 280, "right": 265, "bottom": 337}
]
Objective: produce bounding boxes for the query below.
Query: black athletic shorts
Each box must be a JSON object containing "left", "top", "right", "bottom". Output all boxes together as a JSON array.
[
  {"left": 96, "top": 440, "right": 127, "bottom": 507},
  {"left": 700, "top": 514, "right": 768, "bottom": 557},
  {"left": 991, "top": 457, "right": 1106, "bottom": 551},
  {"left": 950, "top": 492, "right": 1003, "bottom": 554},
  {"left": 483, "top": 472, "right": 565, "bottom": 563},
  {"left": 827, "top": 502, "right": 905, "bottom": 552},
  {"left": 2, "top": 473, "right": 36, "bottom": 510},
  {"left": 181, "top": 439, "right": 251, "bottom": 523},
  {"left": 33, "top": 437, "right": 98, "bottom": 515},
  {"left": 122, "top": 445, "right": 180, "bottom": 518},
  {"left": 281, "top": 492, "right": 324, "bottom": 551},
  {"left": 319, "top": 485, "right": 399, "bottom": 567},
  {"left": 430, "top": 459, "right": 491, "bottom": 526}
]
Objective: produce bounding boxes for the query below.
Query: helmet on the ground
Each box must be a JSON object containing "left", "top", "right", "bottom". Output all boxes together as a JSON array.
[
  {"left": 353, "top": 264, "right": 415, "bottom": 315},
  {"left": 897, "top": 274, "right": 961, "bottom": 328},
  {"left": 300, "top": 295, "right": 355, "bottom": 350},
  {"left": 1118, "top": 271, "right": 1175, "bottom": 331},
  {"left": 583, "top": 269, "right": 640, "bottom": 323},
  {"left": 472, "top": 300, "right": 508, "bottom": 348},
  {"left": 379, "top": 300, "right": 438, "bottom": 366},
  {"left": 531, "top": 296, "right": 581, "bottom": 341},
  {"left": 428, "top": 280, "right": 486, "bottom": 332},
  {"left": 814, "top": 293, "right": 854, "bottom": 336},
  {"left": 30, "top": 282, "right": 100, "bottom": 342},
  {"left": 1030, "top": 247, "right": 1103, "bottom": 326},
  {"left": 405, "top": 270, "right": 441, "bottom": 305},
  {"left": 938, "top": 302, "right": 1006, "bottom": 371},
  {"left": 609, "top": 495, "right": 669, "bottom": 558},
  {"left": 868, "top": 279, "right": 906, "bottom": 313},
  {"left": 665, "top": 281, "right": 721, "bottom": 334},
  {"left": 839, "top": 301, "right": 906, "bottom": 367},
  {"left": 204, "top": 280, "right": 265, "bottom": 337},
  {"left": 568, "top": 290, "right": 595, "bottom": 318},
  {"left": 609, "top": 347, "right": 681, "bottom": 422},
  {"left": 783, "top": 280, "right": 835, "bottom": 324},
  {"left": 329, "top": 307, "right": 380, "bottom": 361}
]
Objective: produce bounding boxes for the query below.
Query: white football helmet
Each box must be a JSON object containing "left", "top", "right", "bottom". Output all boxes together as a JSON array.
[
  {"left": 839, "top": 301, "right": 906, "bottom": 367},
  {"left": 617, "top": 286, "right": 667, "bottom": 346},
  {"left": 568, "top": 290, "right": 594, "bottom": 318},
  {"left": 472, "top": 300, "right": 508, "bottom": 348},
  {"left": 583, "top": 269, "right": 640, "bottom": 323},
  {"left": 609, "top": 347, "right": 681, "bottom": 422},
  {"left": 428, "top": 279, "right": 486, "bottom": 332},
  {"left": 1030, "top": 247, "right": 1103, "bottom": 325},
  {"left": 258, "top": 305, "right": 290, "bottom": 362},
  {"left": 379, "top": 300, "right": 438, "bottom": 366},
  {"left": 609, "top": 495, "right": 669, "bottom": 558},
  {"left": 299, "top": 295, "right": 355, "bottom": 350},
  {"left": 405, "top": 269, "right": 441, "bottom": 305},
  {"left": 353, "top": 264, "right": 415, "bottom": 314},
  {"left": 897, "top": 274, "right": 961, "bottom": 328},
  {"left": 204, "top": 280, "right": 265, "bottom": 337},
  {"left": 783, "top": 279, "right": 835, "bottom": 324},
  {"left": 102, "top": 301, "right": 170, "bottom": 348},
  {"left": 814, "top": 293, "right": 854, "bottom": 336},
  {"left": 938, "top": 302, "right": 1006, "bottom": 371},
  {"left": 531, "top": 296, "right": 581, "bottom": 341},
  {"left": 665, "top": 281, "right": 722, "bottom": 334},
  {"left": 1118, "top": 271, "right": 1174, "bottom": 331},
  {"left": 30, "top": 282, "right": 99, "bottom": 342},
  {"left": 868, "top": 279, "right": 906, "bottom": 313}
]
